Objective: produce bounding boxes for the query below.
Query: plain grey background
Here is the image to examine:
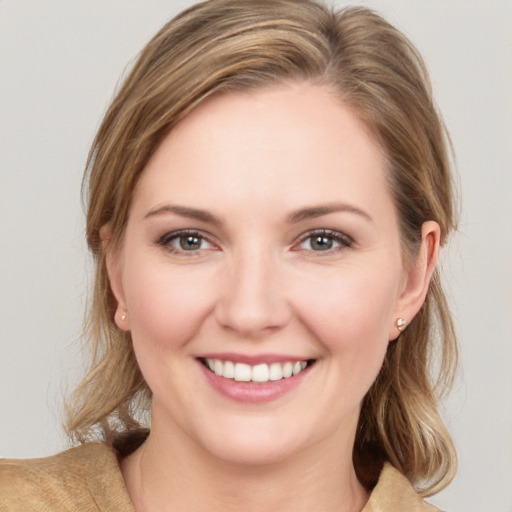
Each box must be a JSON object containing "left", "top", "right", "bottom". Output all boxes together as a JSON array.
[{"left": 1, "top": 1, "right": 511, "bottom": 510}]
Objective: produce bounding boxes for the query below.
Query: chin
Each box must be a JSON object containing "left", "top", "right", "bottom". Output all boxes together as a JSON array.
[
  {"left": 191, "top": 414, "right": 322, "bottom": 468},
  {"left": 208, "top": 436, "right": 300, "bottom": 467}
]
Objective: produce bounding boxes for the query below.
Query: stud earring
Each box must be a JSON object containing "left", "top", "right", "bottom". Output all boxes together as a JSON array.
[
  {"left": 120, "top": 312, "right": 127, "bottom": 321},
  {"left": 395, "top": 317, "right": 406, "bottom": 332}
]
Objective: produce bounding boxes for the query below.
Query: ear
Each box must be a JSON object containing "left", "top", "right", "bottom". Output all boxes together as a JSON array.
[
  {"left": 100, "top": 224, "right": 131, "bottom": 332},
  {"left": 390, "top": 221, "right": 441, "bottom": 339}
]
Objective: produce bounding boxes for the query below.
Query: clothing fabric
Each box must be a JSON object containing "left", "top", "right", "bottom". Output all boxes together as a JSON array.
[{"left": 0, "top": 443, "right": 440, "bottom": 511}]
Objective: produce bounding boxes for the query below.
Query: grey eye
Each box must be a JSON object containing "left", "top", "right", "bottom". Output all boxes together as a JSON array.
[
  {"left": 178, "top": 234, "right": 203, "bottom": 251},
  {"left": 158, "top": 230, "right": 214, "bottom": 253},
  {"left": 309, "top": 235, "right": 334, "bottom": 251},
  {"left": 297, "top": 230, "right": 353, "bottom": 253}
]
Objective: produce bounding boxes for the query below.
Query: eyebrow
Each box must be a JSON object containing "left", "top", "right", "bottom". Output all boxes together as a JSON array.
[
  {"left": 144, "top": 204, "right": 224, "bottom": 226},
  {"left": 144, "top": 201, "right": 372, "bottom": 225},
  {"left": 286, "top": 202, "right": 373, "bottom": 224}
]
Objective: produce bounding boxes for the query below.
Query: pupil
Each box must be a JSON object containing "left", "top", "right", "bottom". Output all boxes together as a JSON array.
[
  {"left": 312, "top": 236, "right": 332, "bottom": 251},
  {"left": 180, "top": 235, "right": 201, "bottom": 250}
]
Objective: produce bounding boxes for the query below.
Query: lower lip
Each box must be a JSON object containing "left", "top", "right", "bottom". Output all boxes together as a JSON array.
[{"left": 199, "top": 362, "right": 311, "bottom": 404}]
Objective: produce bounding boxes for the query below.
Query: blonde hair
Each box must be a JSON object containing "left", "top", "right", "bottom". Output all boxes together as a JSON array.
[{"left": 66, "top": 0, "right": 458, "bottom": 496}]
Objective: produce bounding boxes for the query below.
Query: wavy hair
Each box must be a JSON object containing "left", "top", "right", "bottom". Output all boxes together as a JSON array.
[{"left": 66, "top": 0, "right": 458, "bottom": 496}]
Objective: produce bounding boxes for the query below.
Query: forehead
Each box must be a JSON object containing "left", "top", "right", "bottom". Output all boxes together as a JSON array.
[{"left": 132, "top": 82, "right": 393, "bottom": 222}]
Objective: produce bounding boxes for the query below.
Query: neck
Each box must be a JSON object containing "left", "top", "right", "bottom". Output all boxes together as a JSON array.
[{"left": 121, "top": 416, "right": 368, "bottom": 512}]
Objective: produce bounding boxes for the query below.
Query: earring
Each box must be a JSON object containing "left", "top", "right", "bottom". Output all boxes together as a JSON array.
[
  {"left": 120, "top": 312, "right": 127, "bottom": 321},
  {"left": 395, "top": 317, "right": 406, "bottom": 332}
]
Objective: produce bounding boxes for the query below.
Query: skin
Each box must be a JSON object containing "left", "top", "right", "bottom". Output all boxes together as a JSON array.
[{"left": 105, "top": 82, "right": 440, "bottom": 512}]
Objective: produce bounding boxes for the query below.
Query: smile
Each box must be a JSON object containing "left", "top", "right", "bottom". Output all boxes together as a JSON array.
[{"left": 201, "top": 358, "right": 312, "bottom": 383}]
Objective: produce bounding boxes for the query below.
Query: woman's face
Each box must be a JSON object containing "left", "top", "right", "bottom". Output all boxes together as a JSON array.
[{"left": 108, "top": 83, "right": 433, "bottom": 466}]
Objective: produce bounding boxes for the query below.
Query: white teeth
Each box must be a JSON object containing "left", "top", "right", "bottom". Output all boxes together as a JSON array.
[
  {"left": 252, "top": 363, "right": 269, "bottom": 382},
  {"left": 282, "top": 362, "right": 293, "bottom": 378},
  {"left": 234, "top": 363, "right": 251, "bottom": 382},
  {"left": 269, "top": 362, "right": 283, "bottom": 381},
  {"left": 223, "top": 360, "right": 235, "bottom": 379},
  {"left": 204, "top": 358, "right": 310, "bottom": 383},
  {"left": 214, "top": 359, "right": 223, "bottom": 376}
]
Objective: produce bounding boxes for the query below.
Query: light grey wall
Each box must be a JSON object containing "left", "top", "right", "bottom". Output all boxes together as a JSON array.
[{"left": 1, "top": 1, "right": 511, "bottom": 510}]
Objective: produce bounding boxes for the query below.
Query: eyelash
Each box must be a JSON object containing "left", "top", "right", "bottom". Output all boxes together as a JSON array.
[
  {"left": 156, "top": 229, "right": 353, "bottom": 255},
  {"left": 157, "top": 230, "right": 216, "bottom": 255},
  {"left": 294, "top": 229, "right": 353, "bottom": 253}
]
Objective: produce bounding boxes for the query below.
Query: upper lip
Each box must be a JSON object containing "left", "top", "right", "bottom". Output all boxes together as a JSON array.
[{"left": 196, "top": 352, "right": 314, "bottom": 365}]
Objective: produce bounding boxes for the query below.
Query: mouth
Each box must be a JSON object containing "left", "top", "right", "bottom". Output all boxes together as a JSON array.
[{"left": 198, "top": 357, "right": 316, "bottom": 384}]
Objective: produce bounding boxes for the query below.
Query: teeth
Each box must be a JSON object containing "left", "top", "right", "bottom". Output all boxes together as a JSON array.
[
  {"left": 269, "top": 362, "right": 283, "bottom": 381},
  {"left": 282, "top": 362, "right": 293, "bottom": 378},
  {"left": 252, "top": 363, "right": 269, "bottom": 382},
  {"left": 223, "top": 360, "right": 235, "bottom": 379},
  {"left": 213, "top": 359, "right": 223, "bottom": 376},
  {"left": 234, "top": 363, "right": 251, "bottom": 382},
  {"left": 204, "top": 358, "right": 310, "bottom": 383}
]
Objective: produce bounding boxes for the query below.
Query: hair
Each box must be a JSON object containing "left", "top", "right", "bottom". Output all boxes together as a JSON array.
[{"left": 66, "top": 0, "right": 458, "bottom": 496}]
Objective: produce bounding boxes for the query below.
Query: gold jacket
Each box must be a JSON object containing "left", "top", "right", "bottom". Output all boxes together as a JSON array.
[{"left": 0, "top": 443, "right": 441, "bottom": 511}]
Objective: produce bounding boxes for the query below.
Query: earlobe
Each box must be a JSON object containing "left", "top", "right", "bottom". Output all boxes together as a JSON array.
[
  {"left": 390, "top": 221, "right": 441, "bottom": 339},
  {"left": 395, "top": 317, "right": 407, "bottom": 333},
  {"left": 114, "top": 308, "right": 130, "bottom": 331},
  {"left": 101, "top": 224, "right": 130, "bottom": 332}
]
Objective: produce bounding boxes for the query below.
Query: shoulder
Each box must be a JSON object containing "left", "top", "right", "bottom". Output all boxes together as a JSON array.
[
  {"left": 363, "top": 463, "right": 442, "bottom": 512},
  {"left": 0, "top": 443, "right": 134, "bottom": 512}
]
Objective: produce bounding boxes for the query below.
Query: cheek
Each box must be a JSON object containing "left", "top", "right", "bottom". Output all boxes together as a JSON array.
[
  {"left": 296, "top": 264, "right": 398, "bottom": 336},
  {"left": 123, "top": 260, "right": 217, "bottom": 351},
  {"left": 291, "top": 265, "right": 399, "bottom": 385}
]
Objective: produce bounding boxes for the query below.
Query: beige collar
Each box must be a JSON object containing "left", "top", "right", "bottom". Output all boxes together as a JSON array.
[
  {"left": 362, "top": 463, "right": 440, "bottom": 512},
  {"left": 1, "top": 443, "right": 440, "bottom": 511}
]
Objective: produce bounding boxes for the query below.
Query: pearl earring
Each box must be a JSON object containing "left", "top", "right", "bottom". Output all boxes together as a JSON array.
[
  {"left": 396, "top": 317, "right": 406, "bottom": 332},
  {"left": 120, "top": 312, "right": 127, "bottom": 321}
]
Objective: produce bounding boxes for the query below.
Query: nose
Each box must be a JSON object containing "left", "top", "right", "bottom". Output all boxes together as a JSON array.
[{"left": 215, "top": 245, "right": 291, "bottom": 338}]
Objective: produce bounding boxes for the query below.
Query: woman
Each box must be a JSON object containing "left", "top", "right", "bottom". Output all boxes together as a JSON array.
[{"left": 0, "top": 1, "right": 457, "bottom": 510}]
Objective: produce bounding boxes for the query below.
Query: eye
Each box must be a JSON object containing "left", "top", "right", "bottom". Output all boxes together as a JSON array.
[
  {"left": 158, "top": 230, "right": 215, "bottom": 253},
  {"left": 297, "top": 230, "right": 353, "bottom": 252}
]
